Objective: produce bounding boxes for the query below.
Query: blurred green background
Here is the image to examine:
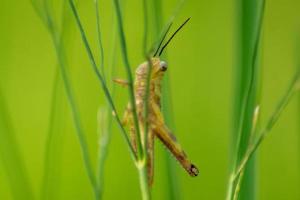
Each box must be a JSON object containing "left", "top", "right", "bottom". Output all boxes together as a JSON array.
[{"left": 0, "top": 0, "right": 300, "bottom": 199}]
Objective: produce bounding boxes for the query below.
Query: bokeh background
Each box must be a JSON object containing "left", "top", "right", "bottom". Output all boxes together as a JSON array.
[{"left": 0, "top": 0, "right": 300, "bottom": 199}]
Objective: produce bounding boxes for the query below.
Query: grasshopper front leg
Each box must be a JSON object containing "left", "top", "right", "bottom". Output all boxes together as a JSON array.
[{"left": 113, "top": 78, "right": 129, "bottom": 87}]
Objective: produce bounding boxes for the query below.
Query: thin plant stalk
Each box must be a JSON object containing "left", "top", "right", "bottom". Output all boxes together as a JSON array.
[
  {"left": 31, "top": 0, "right": 47, "bottom": 26},
  {"left": 142, "top": 1, "right": 153, "bottom": 166},
  {"left": 68, "top": 1, "right": 151, "bottom": 198},
  {"left": 142, "top": 1, "right": 156, "bottom": 147},
  {"left": 112, "top": 0, "right": 150, "bottom": 198},
  {"left": 95, "top": 7, "right": 118, "bottom": 199},
  {"left": 228, "top": 1, "right": 300, "bottom": 198},
  {"left": 297, "top": 40, "right": 300, "bottom": 185},
  {"left": 40, "top": 70, "right": 66, "bottom": 200},
  {"left": 37, "top": 1, "right": 100, "bottom": 199},
  {"left": 142, "top": 2, "right": 185, "bottom": 196},
  {"left": 40, "top": 68, "right": 59, "bottom": 200},
  {"left": 112, "top": 0, "right": 144, "bottom": 160},
  {"left": 69, "top": 0, "right": 150, "bottom": 198},
  {"left": 68, "top": 0, "right": 136, "bottom": 161},
  {"left": 94, "top": 1, "right": 107, "bottom": 193},
  {"left": 151, "top": 1, "right": 185, "bottom": 199},
  {"left": 228, "top": 0, "right": 265, "bottom": 199},
  {"left": 228, "top": 71, "right": 300, "bottom": 200},
  {"left": 233, "top": 171, "right": 245, "bottom": 200},
  {"left": 299, "top": 106, "right": 300, "bottom": 187},
  {"left": 39, "top": 2, "right": 72, "bottom": 199},
  {"left": 232, "top": 71, "right": 300, "bottom": 180},
  {"left": 143, "top": 56, "right": 154, "bottom": 156},
  {"left": 142, "top": 0, "right": 149, "bottom": 56},
  {"left": 96, "top": 107, "right": 110, "bottom": 199},
  {"left": 0, "top": 90, "right": 35, "bottom": 200},
  {"left": 94, "top": 0, "right": 106, "bottom": 82}
]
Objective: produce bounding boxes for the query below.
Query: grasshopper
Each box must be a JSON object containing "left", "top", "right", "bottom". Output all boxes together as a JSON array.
[{"left": 115, "top": 18, "right": 198, "bottom": 186}]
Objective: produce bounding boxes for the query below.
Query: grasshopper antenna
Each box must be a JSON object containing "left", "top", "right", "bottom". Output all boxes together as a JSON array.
[
  {"left": 153, "top": 22, "right": 173, "bottom": 57},
  {"left": 159, "top": 17, "right": 190, "bottom": 56}
]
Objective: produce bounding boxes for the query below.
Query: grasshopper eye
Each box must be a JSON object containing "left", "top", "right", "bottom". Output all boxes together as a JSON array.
[{"left": 160, "top": 61, "right": 168, "bottom": 71}]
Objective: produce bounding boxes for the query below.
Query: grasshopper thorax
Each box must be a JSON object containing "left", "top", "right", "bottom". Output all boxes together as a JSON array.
[{"left": 134, "top": 57, "right": 167, "bottom": 108}]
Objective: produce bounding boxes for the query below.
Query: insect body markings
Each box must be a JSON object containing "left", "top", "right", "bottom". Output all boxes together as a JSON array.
[{"left": 115, "top": 18, "right": 198, "bottom": 186}]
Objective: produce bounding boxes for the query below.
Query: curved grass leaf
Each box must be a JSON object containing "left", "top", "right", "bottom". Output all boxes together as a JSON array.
[{"left": 0, "top": 91, "right": 35, "bottom": 200}]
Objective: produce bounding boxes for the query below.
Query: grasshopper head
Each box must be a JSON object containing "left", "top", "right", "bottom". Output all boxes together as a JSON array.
[
  {"left": 151, "top": 57, "right": 168, "bottom": 73},
  {"left": 135, "top": 57, "right": 168, "bottom": 81}
]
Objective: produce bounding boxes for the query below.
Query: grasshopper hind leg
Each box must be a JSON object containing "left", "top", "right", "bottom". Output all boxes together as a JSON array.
[{"left": 153, "top": 125, "right": 199, "bottom": 177}]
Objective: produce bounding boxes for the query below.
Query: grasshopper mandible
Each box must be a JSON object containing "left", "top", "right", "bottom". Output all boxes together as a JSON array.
[{"left": 115, "top": 18, "right": 198, "bottom": 186}]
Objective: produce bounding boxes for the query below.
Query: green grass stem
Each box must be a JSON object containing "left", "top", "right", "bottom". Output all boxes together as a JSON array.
[
  {"left": 112, "top": 0, "right": 144, "bottom": 160},
  {"left": 39, "top": 2, "right": 72, "bottom": 199},
  {"left": 151, "top": 1, "right": 185, "bottom": 199},
  {"left": 232, "top": 71, "right": 300, "bottom": 181},
  {"left": 227, "top": 1, "right": 300, "bottom": 199},
  {"left": 142, "top": 0, "right": 149, "bottom": 56},
  {"left": 112, "top": 0, "right": 151, "bottom": 198},
  {"left": 68, "top": 0, "right": 136, "bottom": 161},
  {"left": 94, "top": 0, "right": 106, "bottom": 82},
  {"left": 228, "top": 0, "right": 265, "bottom": 199},
  {"left": 34, "top": 1, "right": 100, "bottom": 199},
  {"left": 297, "top": 38, "right": 300, "bottom": 186},
  {"left": 96, "top": 107, "right": 110, "bottom": 199},
  {"left": 40, "top": 68, "right": 60, "bottom": 200},
  {"left": 0, "top": 90, "right": 35, "bottom": 200},
  {"left": 95, "top": 7, "right": 118, "bottom": 199},
  {"left": 152, "top": 0, "right": 185, "bottom": 200}
]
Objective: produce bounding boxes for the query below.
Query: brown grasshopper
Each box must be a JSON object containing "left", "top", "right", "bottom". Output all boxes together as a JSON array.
[{"left": 115, "top": 18, "right": 198, "bottom": 186}]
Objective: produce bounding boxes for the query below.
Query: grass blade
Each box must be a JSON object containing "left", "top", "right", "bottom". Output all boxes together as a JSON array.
[
  {"left": 39, "top": 2, "right": 73, "bottom": 199},
  {"left": 112, "top": 0, "right": 144, "bottom": 159},
  {"left": 112, "top": 0, "right": 151, "bottom": 199},
  {"left": 95, "top": 8, "right": 118, "bottom": 199},
  {"left": 96, "top": 107, "right": 110, "bottom": 199},
  {"left": 0, "top": 90, "right": 35, "bottom": 200},
  {"left": 142, "top": 0, "right": 149, "bottom": 55},
  {"left": 227, "top": 1, "right": 300, "bottom": 199},
  {"left": 33, "top": 1, "right": 100, "bottom": 199},
  {"left": 110, "top": 0, "right": 167, "bottom": 198},
  {"left": 233, "top": 71, "right": 300, "bottom": 181},
  {"left": 40, "top": 69, "right": 60, "bottom": 200},
  {"left": 40, "top": 69, "right": 67, "bottom": 200},
  {"left": 68, "top": 0, "right": 136, "bottom": 160},
  {"left": 227, "top": 0, "right": 265, "bottom": 199},
  {"left": 297, "top": 38, "right": 300, "bottom": 188},
  {"left": 94, "top": 0, "right": 106, "bottom": 81},
  {"left": 151, "top": 1, "right": 186, "bottom": 199}
]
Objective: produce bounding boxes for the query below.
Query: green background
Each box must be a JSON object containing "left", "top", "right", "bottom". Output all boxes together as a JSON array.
[{"left": 0, "top": 0, "right": 299, "bottom": 199}]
